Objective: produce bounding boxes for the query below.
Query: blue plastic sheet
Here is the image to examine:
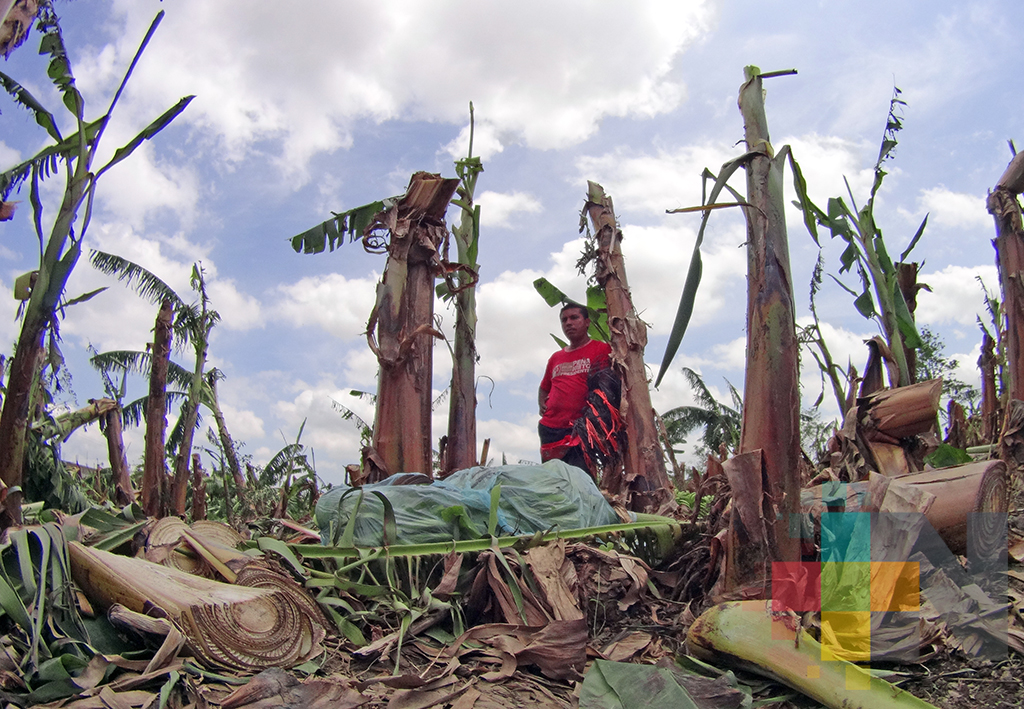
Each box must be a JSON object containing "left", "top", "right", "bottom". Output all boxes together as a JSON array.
[{"left": 315, "top": 460, "right": 619, "bottom": 546}]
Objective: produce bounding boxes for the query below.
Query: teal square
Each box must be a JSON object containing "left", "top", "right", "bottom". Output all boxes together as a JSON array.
[{"left": 821, "top": 511, "right": 871, "bottom": 563}]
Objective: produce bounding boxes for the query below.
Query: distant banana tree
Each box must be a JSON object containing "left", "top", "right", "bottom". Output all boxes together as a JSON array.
[
  {"left": 0, "top": 5, "right": 192, "bottom": 524},
  {"left": 661, "top": 367, "right": 741, "bottom": 457},
  {"left": 89, "top": 252, "right": 236, "bottom": 517}
]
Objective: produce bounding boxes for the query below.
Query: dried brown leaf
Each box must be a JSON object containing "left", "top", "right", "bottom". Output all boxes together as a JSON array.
[{"left": 221, "top": 668, "right": 366, "bottom": 709}]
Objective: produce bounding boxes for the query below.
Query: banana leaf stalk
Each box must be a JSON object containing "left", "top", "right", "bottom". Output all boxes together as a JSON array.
[{"left": 686, "top": 601, "right": 937, "bottom": 709}]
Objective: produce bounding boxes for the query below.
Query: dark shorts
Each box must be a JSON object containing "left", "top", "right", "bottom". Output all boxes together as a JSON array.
[{"left": 538, "top": 423, "right": 588, "bottom": 472}]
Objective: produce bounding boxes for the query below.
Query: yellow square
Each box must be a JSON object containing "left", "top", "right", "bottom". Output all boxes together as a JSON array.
[
  {"left": 821, "top": 611, "right": 870, "bottom": 662},
  {"left": 806, "top": 665, "right": 821, "bottom": 679},
  {"left": 845, "top": 664, "right": 871, "bottom": 690},
  {"left": 871, "top": 561, "right": 919, "bottom": 611}
]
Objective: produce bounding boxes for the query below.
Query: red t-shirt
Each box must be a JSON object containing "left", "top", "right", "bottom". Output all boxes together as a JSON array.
[{"left": 539, "top": 339, "right": 612, "bottom": 429}]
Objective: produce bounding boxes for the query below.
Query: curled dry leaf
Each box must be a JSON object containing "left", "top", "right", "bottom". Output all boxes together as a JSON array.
[{"left": 221, "top": 668, "right": 367, "bottom": 709}]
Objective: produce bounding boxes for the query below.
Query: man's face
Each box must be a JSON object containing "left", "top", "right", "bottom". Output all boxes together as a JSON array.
[{"left": 560, "top": 308, "right": 589, "bottom": 344}]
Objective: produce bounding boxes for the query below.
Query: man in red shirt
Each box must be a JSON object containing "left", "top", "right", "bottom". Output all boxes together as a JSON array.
[{"left": 538, "top": 303, "right": 611, "bottom": 471}]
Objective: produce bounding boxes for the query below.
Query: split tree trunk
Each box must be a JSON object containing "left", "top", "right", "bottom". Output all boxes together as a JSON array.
[
  {"left": 143, "top": 299, "right": 173, "bottom": 518},
  {"left": 862, "top": 378, "right": 942, "bottom": 440},
  {"left": 104, "top": 407, "right": 135, "bottom": 506},
  {"left": 804, "top": 460, "right": 1008, "bottom": 562},
  {"left": 368, "top": 172, "right": 460, "bottom": 480},
  {"left": 736, "top": 67, "right": 801, "bottom": 563},
  {"left": 713, "top": 449, "right": 775, "bottom": 601},
  {"left": 585, "top": 181, "right": 673, "bottom": 512},
  {"left": 893, "top": 460, "right": 1008, "bottom": 561},
  {"left": 990, "top": 151, "right": 1024, "bottom": 402}
]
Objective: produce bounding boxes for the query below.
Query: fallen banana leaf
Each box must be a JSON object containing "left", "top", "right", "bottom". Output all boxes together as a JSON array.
[
  {"left": 686, "top": 601, "right": 937, "bottom": 709},
  {"left": 442, "top": 620, "right": 588, "bottom": 681},
  {"left": 579, "top": 660, "right": 700, "bottom": 709}
]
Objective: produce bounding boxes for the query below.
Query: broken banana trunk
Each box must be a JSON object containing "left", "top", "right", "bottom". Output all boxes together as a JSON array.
[
  {"left": 69, "top": 542, "right": 327, "bottom": 671},
  {"left": 686, "top": 600, "right": 938, "bottom": 709}
]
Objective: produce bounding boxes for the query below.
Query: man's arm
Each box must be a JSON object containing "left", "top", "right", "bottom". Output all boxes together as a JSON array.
[{"left": 539, "top": 386, "right": 548, "bottom": 416}]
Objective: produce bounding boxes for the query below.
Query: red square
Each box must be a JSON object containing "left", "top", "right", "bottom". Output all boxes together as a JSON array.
[{"left": 772, "top": 561, "right": 821, "bottom": 612}]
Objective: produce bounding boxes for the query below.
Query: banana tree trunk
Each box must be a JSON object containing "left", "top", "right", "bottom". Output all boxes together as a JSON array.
[
  {"left": 585, "top": 181, "right": 673, "bottom": 512},
  {"left": 104, "top": 407, "right": 135, "bottom": 506},
  {"left": 444, "top": 218, "right": 482, "bottom": 474},
  {"left": 171, "top": 333, "right": 209, "bottom": 516},
  {"left": 979, "top": 332, "right": 1000, "bottom": 442},
  {"left": 736, "top": 67, "right": 801, "bottom": 564},
  {"left": 34, "top": 397, "right": 118, "bottom": 442},
  {"left": 990, "top": 152, "right": 1024, "bottom": 402},
  {"left": 368, "top": 172, "right": 460, "bottom": 480},
  {"left": 143, "top": 299, "right": 173, "bottom": 517},
  {"left": 0, "top": 309, "right": 47, "bottom": 524}
]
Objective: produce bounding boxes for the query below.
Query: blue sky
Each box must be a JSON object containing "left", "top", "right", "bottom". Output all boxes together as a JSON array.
[{"left": 0, "top": 0, "right": 1018, "bottom": 484}]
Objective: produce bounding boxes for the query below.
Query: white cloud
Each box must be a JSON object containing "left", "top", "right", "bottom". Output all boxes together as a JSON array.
[
  {"left": 478, "top": 414, "right": 543, "bottom": 466},
  {"left": 93, "top": 144, "right": 200, "bottom": 230},
  {"left": 618, "top": 222, "right": 748, "bottom": 335},
  {"left": 476, "top": 268, "right": 556, "bottom": 382},
  {"left": 780, "top": 134, "right": 875, "bottom": 211},
  {"left": 341, "top": 347, "right": 380, "bottom": 390},
  {"left": 915, "top": 265, "right": 998, "bottom": 326},
  {"left": 87, "top": 0, "right": 718, "bottom": 180},
  {"left": 272, "top": 378, "right": 374, "bottom": 483},
  {"left": 476, "top": 190, "right": 543, "bottom": 229},
  {"left": 269, "top": 273, "right": 378, "bottom": 338},
  {"left": 908, "top": 186, "right": 989, "bottom": 230},
  {"left": 575, "top": 142, "right": 740, "bottom": 218},
  {"left": 441, "top": 120, "right": 506, "bottom": 162},
  {"left": 217, "top": 402, "right": 265, "bottom": 442},
  {"left": 208, "top": 279, "right": 263, "bottom": 332},
  {"left": 0, "top": 141, "right": 19, "bottom": 168}
]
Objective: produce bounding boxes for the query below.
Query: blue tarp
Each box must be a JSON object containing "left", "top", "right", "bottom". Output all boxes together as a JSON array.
[{"left": 315, "top": 460, "right": 620, "bottom": 546}]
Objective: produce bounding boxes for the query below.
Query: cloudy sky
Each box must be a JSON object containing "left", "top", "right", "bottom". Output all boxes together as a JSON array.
[{"left": 0, "top": 0, "right": 1017, "bottom": 484}]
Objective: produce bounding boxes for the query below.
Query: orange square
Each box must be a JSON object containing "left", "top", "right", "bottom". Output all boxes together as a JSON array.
[{"left": 870, "top": 562, "right": 919, "bottom": 611}]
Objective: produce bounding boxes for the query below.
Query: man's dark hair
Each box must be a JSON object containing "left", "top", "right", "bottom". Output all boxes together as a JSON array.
[{"left": 560, "top": 302, "right": 588, "bottom": 319}]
